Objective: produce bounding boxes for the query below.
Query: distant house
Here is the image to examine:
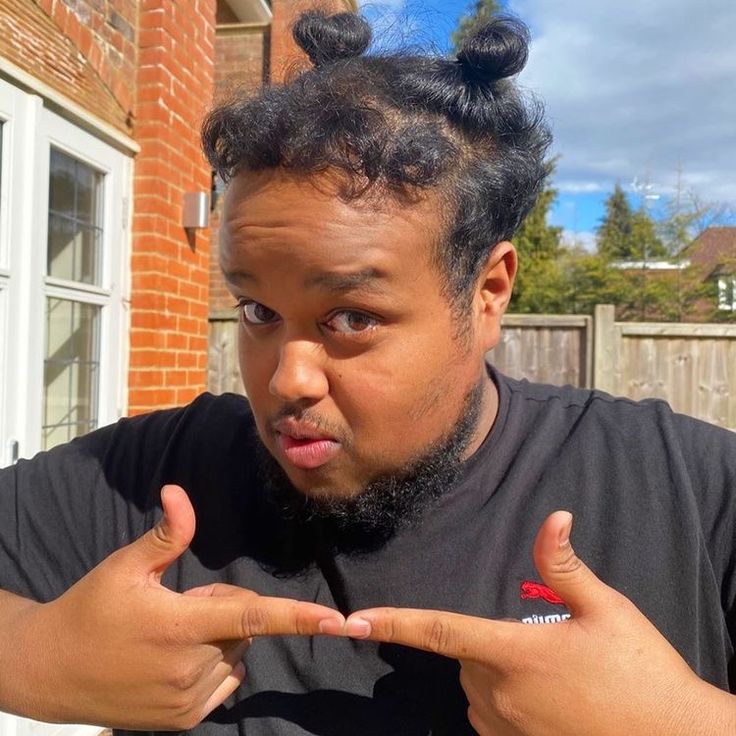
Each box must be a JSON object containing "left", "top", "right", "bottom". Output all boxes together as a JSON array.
[
  {"left": 608, "top": 226, "right": 736, "bottom": 320},
  {"left": 686, "top": 226, "right": 736, "bottom": 313}
]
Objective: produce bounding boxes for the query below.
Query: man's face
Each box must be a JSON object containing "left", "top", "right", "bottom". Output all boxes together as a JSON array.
[{"left": 221, "top": 170, "right": 508, "bottom": 500}]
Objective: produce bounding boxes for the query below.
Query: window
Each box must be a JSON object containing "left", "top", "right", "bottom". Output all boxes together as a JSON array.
[
  {"left": 0, "top": 78, "right": 130, "bottom": 464},
  {"left": 717, "top": 277, "right": 736, "bottom": 312},
  {"left": 43, "top": 150, "right": 106, "bottom": 449}
]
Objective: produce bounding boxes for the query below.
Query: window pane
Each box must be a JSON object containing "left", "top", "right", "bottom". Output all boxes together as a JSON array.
[
  {"left": 47, "top": 149, "right": 103, "bottom": 285},
  {"left": 0, "top": 122, "right": 3, "bottom": 238},
  {"left": 43, "top": 298, "right": 100, "bottom": 450}
]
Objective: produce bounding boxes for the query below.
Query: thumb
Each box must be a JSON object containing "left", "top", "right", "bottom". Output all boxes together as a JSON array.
[
  {"left": 126, "top": 484, "right": 196, "bottom": 578},
  {"left": 533, "top": 511, "right": 613, "bottom": 618}
]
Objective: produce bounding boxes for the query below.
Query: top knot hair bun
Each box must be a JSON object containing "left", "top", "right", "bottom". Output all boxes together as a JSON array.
[
  {"left": 293, "top": 10, "right": 372, "bottom": 68},
  {"left": 456, "top": 16, "right": 530, "bottom": 84}
]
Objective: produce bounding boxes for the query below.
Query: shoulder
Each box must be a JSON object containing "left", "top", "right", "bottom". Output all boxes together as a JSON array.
[
  {"left": 497, "top": 370, "right": 733, "bottom": 445},
  {"left": 88, "top": 391, "right": 254, "bottom": 457},
  {"left": 3, "top": 392, "right": 259, "bottom": 513}
]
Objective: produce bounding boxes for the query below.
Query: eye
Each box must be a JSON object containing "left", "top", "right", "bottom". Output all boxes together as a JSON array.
[
  {"left": 325, "top": 310, "right": 380, "bottom": 335},
  {"left": 239, "top": 300, "right": 279, "bottom": 325}
]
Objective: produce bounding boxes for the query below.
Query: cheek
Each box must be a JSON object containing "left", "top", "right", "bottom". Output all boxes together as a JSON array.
[
  {"left": 337, "top": 350, "right": 467, "bottom": 440},
  {"left": 238, "top": 334, "right": 273, "bottom": 399}
]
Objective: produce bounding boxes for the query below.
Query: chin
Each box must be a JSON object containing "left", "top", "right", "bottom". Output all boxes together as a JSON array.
[{"left": 284, "top": 469, "right": 367, "bottom": 501}]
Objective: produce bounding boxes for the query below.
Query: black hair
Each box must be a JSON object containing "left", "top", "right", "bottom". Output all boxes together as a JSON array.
[{"left": 202, "top": 9, "right": 551, "bottom": 310}]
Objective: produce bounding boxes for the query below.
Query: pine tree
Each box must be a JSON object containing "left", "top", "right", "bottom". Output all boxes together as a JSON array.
[
  {"left": 597, "top": 184, "right": 666, "bottom": 261},
  {"left": 596, "top": 184, "right": 635, "bottom": 259}
]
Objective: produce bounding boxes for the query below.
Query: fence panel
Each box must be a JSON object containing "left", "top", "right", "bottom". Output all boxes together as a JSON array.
[
  {"left": 488, "top": 315, "right": 592, "bottom": 388},
  {"left": 595, "top": 306, "right": 736, "bottom": 430},
  {"left": 208, "top": 318, "right": 243, "bottom": 396}
]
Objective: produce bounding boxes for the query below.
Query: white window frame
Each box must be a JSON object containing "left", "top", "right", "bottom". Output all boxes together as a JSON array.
[{"left": 717, "top": 277, "right": 736, "bottom": 312}]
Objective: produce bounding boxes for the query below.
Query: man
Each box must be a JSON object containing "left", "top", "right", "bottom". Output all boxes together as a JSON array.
[{"left": 1, "top": 10, "right": 735, "bottom": 736}]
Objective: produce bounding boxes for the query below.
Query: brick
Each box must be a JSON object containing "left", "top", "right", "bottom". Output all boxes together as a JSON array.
[
  {"left": 77, "top": 23, "right": 93, "bottom": 57},
  {"left": 130, "top": 369, "right": 164, "bottom": 386},
  {"left": 131, "top": 310, "right": 177, "bottom": 331},
  {"left": 176, "top": 351, "right": 198, "bottom": 368},
  {"left": 109, "top": 9, "right": 134, "bottom": 42},
  {"left": 166, "top": 332, "right": 189, "bottom": 349},
  {"left": 131, "top": 292, "right": 166, "bottom": 311},
  {"left": 130, "top": 329, "right": 167, "bottom": 349},
  {"left": 177, "top": 316, "right": 200, "bottom": 335},
  {"left": 165, "top": 369, "right": 187, "bottom": 385}
]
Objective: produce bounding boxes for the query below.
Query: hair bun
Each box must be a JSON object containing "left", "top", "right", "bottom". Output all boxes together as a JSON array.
[
  {"left": 293, "top": 10, "right": 372, "bottom": 68},
  {"left": 456, "top": 16, "right": 530, "bottom": 84}
]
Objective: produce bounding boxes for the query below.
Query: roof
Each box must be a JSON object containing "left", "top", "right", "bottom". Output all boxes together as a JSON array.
[{"left": 688, "top": 226, "right": 736, "bottom": 268}]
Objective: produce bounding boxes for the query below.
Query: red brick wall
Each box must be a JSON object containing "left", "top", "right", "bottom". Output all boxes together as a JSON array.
[
  {"left": 1, "top": 0, "right": 133, "bottom": 133},
  {"left": 128, "top": 0, "right": 216, "bottom": 413}
]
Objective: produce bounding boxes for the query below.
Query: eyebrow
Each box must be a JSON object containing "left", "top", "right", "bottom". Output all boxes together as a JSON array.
[
  {"left": 305, "top": 268, "right": 389, "bottom": 294},
  {"left": 223, "top": 267, "right": 390, "bottom": 295}
]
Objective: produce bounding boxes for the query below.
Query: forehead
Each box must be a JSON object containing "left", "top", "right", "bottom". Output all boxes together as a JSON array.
[{"left": 220, "top": 170, "right": 445, "bottom": 278}]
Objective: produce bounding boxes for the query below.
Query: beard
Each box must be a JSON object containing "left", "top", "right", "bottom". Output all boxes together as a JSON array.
[{"left": 254, "top": 378, "right": 484, "bottom": 555}]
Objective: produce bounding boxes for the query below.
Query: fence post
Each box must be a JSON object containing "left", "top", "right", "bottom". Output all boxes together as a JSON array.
[{"left": 594, "top": 304, "right": 617, "bottom": 393}]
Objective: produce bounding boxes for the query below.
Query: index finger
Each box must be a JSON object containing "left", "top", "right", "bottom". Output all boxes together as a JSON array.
[
  {"left": 182, "top": 593, "right": 346, "bottom": 642},
  {"left": 342, "top": 607, "right": 524, "bottom": 663}
]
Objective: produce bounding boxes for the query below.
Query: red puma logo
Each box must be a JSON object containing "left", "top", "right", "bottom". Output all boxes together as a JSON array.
[{"left": 520, "top": 580, "right": 565, "bottom": 605}]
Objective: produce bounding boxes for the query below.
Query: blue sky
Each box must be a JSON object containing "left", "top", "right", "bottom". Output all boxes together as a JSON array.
[{"left": 360, "top": 0, "right": 736, "bottom": 249}]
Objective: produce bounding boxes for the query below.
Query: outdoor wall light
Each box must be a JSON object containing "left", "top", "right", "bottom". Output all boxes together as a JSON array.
[{"left": 182, "top": 191, "right": 210, "bottom": 229}]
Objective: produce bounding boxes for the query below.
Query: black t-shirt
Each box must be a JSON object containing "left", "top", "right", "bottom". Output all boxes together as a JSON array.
[{"left": 1, "top": 370, "right": 735, "bottom": 735}]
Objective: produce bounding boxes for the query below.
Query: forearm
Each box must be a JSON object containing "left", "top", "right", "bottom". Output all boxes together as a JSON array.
[
  {"left": 0, "top": 589, "right": 50, "bottom": 720},
  {"left": 671, "top": 677, "right": 736, "bottom": 736}
]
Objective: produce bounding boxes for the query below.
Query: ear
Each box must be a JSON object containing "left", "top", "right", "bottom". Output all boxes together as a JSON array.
[{"left": 474, "top": 241, "right": 517, "bottom": 352}]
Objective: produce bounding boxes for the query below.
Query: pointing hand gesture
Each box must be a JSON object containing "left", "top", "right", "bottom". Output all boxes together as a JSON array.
[
  {"left": 12, "top": 485, "right": 346, "bottom": 731},
  {"left": 338, "top": 512, "right": 735, "bottom": 735}
]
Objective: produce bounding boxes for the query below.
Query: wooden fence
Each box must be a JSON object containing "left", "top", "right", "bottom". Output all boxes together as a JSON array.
[
  {"left": 593, "top": 306, "right": 736, "bottom": 430},
  {"left": 209, "top": 305, "right": 736, "bottom": 430}
]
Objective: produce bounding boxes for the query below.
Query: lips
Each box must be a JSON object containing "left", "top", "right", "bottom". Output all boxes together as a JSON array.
[{"left": 273, "top": 419, "right": 342, "bottom": 470}]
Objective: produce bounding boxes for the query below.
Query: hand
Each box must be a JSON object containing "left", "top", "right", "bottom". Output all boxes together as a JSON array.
[
  {"left": 339, "top": 511, "right": 736, "bottom": 735},
  {"left": 14, "top": 485, "right": 346, "bottom": 730}
]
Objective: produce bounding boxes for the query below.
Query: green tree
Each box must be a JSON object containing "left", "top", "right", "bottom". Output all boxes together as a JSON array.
[
  {"left": 596, "top": 184, "right": 633, "bottom": 259},
  {"left": 596, "top": 183, "right": 666, "bottom": 261},
  {"left": 510, "top": 176, "right": 567, "bottom": 313},
  {"left": 451, "top": 0, "right": 502, "bottom": 51}
]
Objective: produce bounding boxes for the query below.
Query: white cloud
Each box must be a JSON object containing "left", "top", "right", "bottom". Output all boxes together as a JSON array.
[
  {"left": 556, "top": 181, "right": 607, "bottom": 194},
  {"left": 562, "top": 229, "right": 597, "bottom": 252},
  {"left": 509, "top": 0, "right": 736, "bottom": 207}
]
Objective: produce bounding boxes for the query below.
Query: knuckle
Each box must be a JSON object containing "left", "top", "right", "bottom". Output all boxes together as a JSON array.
[
  {"left": 149, "top": 521, "right": 171, "bottom": 550},
  {"left": 167, "top": 663, "right": 203, "bottom": 693},
  {"left": 550, "top": 544, "right": 583, "bottom": 575},
  {"left": 489, "top": 689, "right": 522, "bottom": 727},
  {"left": 423, "top": 618, "right": 452, "bottom": 654},
  {"left": 373, "top": 610, "right": 397, "bottom": 642},
  {"left": 174, "top": 708, "right": 204, "bottom": 732},
  {"left": 242, "top": 604, "right": 269, "bottom": 636}
]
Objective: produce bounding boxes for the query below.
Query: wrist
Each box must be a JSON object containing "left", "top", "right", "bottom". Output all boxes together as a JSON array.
[{"left": 666, "top": 676, "right": 736, "bottom": 736}]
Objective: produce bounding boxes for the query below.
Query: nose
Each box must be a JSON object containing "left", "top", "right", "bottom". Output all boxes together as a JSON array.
[{"left": 269, "top": 340, "right": 329, "bottom": 403}]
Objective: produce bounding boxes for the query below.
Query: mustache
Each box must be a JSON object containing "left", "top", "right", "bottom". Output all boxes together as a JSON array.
[{"left": 270, "top": 404, "right": 352, "bottom": 447}]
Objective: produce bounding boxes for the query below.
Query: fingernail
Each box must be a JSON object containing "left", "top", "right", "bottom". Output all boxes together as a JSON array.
[
  {"left": 344, "top": 617, "right": 372, "bottom": 639},
  {"left": 318, "top": 617, "right": 345, "bottom": 636},
  {"left": 558, "top": 512, "right": 573, "bottom": 547}
]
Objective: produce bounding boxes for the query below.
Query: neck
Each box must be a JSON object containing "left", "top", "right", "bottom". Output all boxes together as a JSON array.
[{"left": 461, "top": 367, "right": 499, "bottom": 460}]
